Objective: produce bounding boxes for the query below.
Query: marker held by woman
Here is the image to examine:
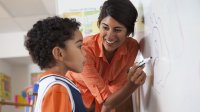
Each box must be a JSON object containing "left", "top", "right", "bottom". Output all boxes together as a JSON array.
[
  {"left": 128, "top": 57, "right": 152, "bottom": 73},
  {"left": 137, "top": 57, "right": 152, "bottom": 67}
]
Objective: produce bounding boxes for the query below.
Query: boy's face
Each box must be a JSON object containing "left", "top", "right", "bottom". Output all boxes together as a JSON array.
[{"left": 62, "top": 29, "right": 85, "bottom": 73}]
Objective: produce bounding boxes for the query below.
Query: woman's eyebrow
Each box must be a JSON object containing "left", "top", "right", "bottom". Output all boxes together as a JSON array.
[
  {"left": 102, "top": 23, "right": 108, "bottom": 26},
  {"left": 102, "top": 23, "right": 124, "bottom": 29}
]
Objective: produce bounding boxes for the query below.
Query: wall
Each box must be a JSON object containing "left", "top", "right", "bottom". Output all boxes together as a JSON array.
[
  {"left": 27, "top": 64, "right": 42, "bottom": 85},
  {"left": 0, "top": 60, "right": 41, "bottom": 112},
  {"left": 0, "top": 32, "right": 28, "bottom": 58},
  {"left": 0, "top": 60, "right": 12, "bottom": 75},
  {"left": 133, "top": 0, "right": 200, "bottom": 112},
  {"left": 0, "top": 60, "right": 29, "bottom": 112},
  {"left": 11, "top": 64, "right": 29, "bottom": 112}
]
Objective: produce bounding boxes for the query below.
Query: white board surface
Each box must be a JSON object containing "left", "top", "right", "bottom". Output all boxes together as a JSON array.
[{"left": 133, "top": 0, "right": 200, "bottom": 112}]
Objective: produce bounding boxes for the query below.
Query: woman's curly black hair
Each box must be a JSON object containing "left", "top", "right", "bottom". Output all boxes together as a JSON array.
[{"left": 24, "top": 16, "right": 80, "bottom": 70}]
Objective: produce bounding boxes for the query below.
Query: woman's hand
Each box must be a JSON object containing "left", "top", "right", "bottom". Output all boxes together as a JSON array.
[
  {"left": 100, "top": 64, "right": 147, "bottom": 112},
  {"left": 127, "top": 63, "right": 146, "bottom": 86}
]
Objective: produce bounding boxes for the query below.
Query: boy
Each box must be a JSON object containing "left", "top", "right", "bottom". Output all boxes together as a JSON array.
[{"left": 24, "top": 16, "right": 86, "bottom": 112}]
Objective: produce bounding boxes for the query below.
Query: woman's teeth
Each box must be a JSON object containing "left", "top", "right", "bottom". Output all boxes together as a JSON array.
[{"left": 106, "top": 40, "right": 115, "bottom": 44}]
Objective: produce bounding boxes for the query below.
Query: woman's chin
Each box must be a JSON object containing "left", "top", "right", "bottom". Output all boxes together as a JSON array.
[{"left": 103, "top": 43, "right": 118, "bottom": 52}]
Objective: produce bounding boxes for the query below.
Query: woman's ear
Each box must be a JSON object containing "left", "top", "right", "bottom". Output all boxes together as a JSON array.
[
  {"left": 126, "top": 32, "right": 132, "bottom": 37},
  {"left": 52, "top": 47, "right": 63, "bottom": 61}
]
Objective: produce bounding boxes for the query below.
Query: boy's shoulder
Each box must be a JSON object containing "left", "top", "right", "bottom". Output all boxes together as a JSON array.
[{"left": 47, "top": 84, "right": 69, "bottom": 94}]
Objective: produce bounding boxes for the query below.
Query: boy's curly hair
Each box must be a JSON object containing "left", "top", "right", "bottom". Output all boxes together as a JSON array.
[{"left": 24, "top": 16, "right": 80, "bottom": 69}]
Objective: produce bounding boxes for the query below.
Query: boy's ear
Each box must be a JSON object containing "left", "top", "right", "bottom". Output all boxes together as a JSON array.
[{"left": 52, "top": 47, "right": 63, "bottom": 61}]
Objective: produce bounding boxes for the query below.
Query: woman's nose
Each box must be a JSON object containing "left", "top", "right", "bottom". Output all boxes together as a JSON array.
[{"left": 106, "top": 29, "right": 115, "bottom": 39}]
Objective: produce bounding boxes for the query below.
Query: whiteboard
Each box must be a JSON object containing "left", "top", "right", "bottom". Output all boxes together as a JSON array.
[{"left": 133, "top": 0, "right": 200, "bottom": 112}]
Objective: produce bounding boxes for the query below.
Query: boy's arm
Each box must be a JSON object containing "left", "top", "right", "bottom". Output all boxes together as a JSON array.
[
  {"left": 42, "top": 85, "right": 72, "bottom": 112},
  {"left": 101, "top": 65, "right": 146, "bottom": 112}
]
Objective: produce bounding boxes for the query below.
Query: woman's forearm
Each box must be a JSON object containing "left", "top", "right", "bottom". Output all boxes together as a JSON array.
[
  {"left": 101, "top": 64, "right": 146, "bottom": 112},
  {"left": 101, "top": 81, "right": 138, "bottom": 112}
]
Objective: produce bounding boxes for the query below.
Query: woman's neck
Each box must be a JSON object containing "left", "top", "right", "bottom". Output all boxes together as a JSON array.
[{"left": 104, "top": 49, "right": 116, "bottom": 63}]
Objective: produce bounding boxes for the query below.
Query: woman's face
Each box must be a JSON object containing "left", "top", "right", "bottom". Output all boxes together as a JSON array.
[{"left": 99, "top": 16, "right": 128, "bottom": 53}]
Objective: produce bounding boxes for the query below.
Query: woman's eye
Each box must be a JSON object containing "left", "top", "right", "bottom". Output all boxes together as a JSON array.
[
  {"left": 114, "top": 29, "right": 121, "bottom": 33},
  {"left": 103, "top": 26, "right": 109, "bottom": 30}
]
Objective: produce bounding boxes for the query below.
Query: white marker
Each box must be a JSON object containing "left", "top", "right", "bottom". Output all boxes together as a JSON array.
[
  {"left": 138, "top": 57, "right": 152, "bottom": 67},
  {"left": 127, "top": 57, "right": 152, "bottom": 73}
]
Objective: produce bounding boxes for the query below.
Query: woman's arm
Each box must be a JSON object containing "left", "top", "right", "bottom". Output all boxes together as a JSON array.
[
  {"left": 81, "top": 47, "right": 112, "bottom": 104},
  {"left": 101, "top": 64, "right": 146, "bottom": 112}
]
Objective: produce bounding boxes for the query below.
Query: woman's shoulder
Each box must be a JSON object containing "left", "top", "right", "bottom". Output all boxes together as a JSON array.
[
  {"left": 83, "top": 33, "right": 101, "bottom": 53},
  {"left": 83, "top": 33, "right": 100, "bottom": 44},
  {"left": 126, "top": 37, "right": 139, "bottom": 50}
]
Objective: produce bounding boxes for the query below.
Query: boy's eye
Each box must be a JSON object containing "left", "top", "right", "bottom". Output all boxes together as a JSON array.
[{"left": 78, "top": 45, "right": 82, "bottom": 49}]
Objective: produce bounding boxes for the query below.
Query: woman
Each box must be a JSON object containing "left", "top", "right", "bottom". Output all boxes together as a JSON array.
[{"left": 66, "top": 0, "right": 146, "bottom": 111}]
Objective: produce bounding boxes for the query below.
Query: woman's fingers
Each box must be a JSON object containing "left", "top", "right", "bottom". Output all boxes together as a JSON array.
[
  {"left": 128, "top": 63, "right": 141, "bottom": 78},
  {"left": 129, "top": 67, "right": 146, "bottom": 85},
  {"left": 128, "top": 63, "right": 146, "bottom": 85},
  {"left": 134, "top": 72, "right": 146, "bottom": 85},
  {"left": 130, "top": 67, "right": 143, "bottom": 82}
]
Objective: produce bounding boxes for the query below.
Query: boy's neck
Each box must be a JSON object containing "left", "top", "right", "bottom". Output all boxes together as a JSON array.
[{"left": 45, "top": 66, "right": 67, "bottom": 77}]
